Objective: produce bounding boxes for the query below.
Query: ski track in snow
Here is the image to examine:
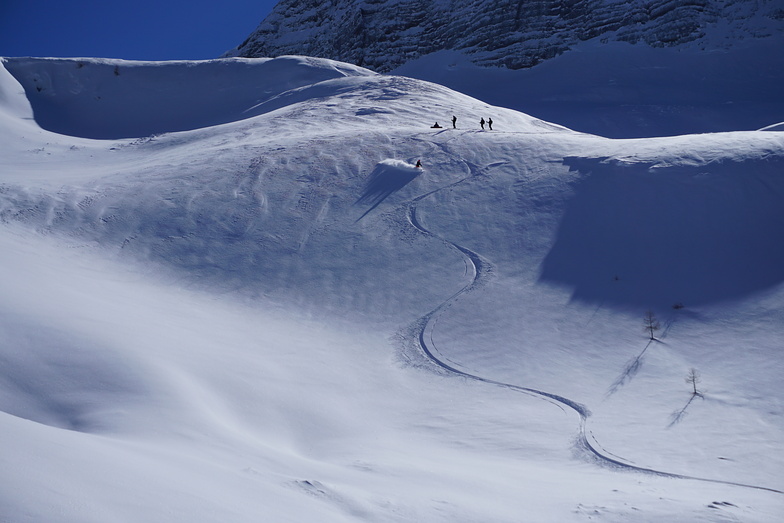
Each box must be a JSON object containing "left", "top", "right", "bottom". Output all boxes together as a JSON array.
[{"left": 402, "top": 159, "right": 784, "bottom": 497}]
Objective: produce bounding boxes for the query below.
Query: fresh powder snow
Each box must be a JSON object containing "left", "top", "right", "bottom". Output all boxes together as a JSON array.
[{"left": 0, "top": 54, "right": 783, "bottom": 522}]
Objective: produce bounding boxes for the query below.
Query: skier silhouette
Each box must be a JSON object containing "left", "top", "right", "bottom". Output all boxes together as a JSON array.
[
  {"left": 488, "top": 118, "right": 493, "bottom": 130},
  {"left": 480, "top": 118, "right": 485, "bottom": 130},
  {"left": 452, "top": 115, "right": 457, "bottom": 128},
  {"left": 415, "top": 160, "right": 422, "bottom": 168}
]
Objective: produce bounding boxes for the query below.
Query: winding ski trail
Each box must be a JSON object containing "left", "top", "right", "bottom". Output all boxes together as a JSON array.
[{"left": 403, "top": 162, "right": 784, "bottom": 496}]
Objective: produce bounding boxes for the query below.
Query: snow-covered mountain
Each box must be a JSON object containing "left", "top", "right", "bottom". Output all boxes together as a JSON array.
[
  {"left": 225, "top": 0, "right": 784, "bottom": 137},
  {"left": 226, "top": 0, "right": 783, "bottom": 71},
  {"left": 1, "top": 55, "right": 784, "bottom": 521}
]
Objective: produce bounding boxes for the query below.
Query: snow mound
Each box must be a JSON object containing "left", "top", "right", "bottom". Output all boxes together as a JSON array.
[
  {"left": 377, "top": 158, "right": 421, "bottom": 173},
  {"left": 1, "top": 56, "right": 376, "bottom": 139}
]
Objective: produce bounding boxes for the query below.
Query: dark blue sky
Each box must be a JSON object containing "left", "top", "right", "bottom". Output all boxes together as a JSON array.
[{"left": 0, "top": 0, "right": 279, "bottom": 60}]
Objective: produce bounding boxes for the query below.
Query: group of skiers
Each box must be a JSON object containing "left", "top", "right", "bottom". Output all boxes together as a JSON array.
[
  {"left": 479, "top": 117, "right": 493, "bottom": 130},
  {"left": 431, "top": 115, "right": 493, "bottom": 130},
  {"left": 419, "top": 115, "right": 495, "bottom": 168}
]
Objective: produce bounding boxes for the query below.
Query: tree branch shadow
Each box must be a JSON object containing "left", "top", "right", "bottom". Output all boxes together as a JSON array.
[
  {"left": 606, "top": 339, "right": 653, "bottom": 396},
  {"left": 661, "top": 316, "right": 676, "bottom": 338},
  {"left": 668, "top": 392, "right": 704, "bottom": 427}
]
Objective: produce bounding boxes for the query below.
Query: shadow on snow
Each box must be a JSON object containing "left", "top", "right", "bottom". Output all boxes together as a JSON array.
[
  {"left": 540, "top": 156, "right": 784, "bottom": 308},
  {"left": 355, "top": 160, "right": 421, "bottom": 221}
]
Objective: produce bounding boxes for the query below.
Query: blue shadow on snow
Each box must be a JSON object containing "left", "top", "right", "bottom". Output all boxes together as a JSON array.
[
  {"left": 355, "top": 161, "right": 421, "bottom": 221},
  {"left": 539, "top": 155, "right": 784, "bottom": 307}
]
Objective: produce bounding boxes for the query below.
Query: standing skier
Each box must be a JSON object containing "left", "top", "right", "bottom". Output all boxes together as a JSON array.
[
  {"left": 488, "top": 118, "right": 493, "bottom": 130},
  {"left": 452, "top": 115, "right": 457, "bottom": 128},
  {"left": 480, "top": 117, "right": 485, "bottom": 130}
]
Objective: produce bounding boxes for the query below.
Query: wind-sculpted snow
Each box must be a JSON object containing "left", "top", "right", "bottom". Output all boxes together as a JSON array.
[
  {"left": 1, "top": 55, "right": 784, "bottom": 521},
  {"left": 1, "top": 56, "right": 376, "bottom": 139}
]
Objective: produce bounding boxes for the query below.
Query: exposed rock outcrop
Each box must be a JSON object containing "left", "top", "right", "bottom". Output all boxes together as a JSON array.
[{"left": 225, "top": 0, "right": 783, "bottom": 71}]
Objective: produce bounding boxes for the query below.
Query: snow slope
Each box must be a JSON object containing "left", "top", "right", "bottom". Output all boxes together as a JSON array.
[
  {"left": 227, "top": 0, "right": 784, "bottom": 138},
  {"left": 1, "top": 56, "right": 783, "bottom": 522},
  {"left": 392, "top": 36, "right": 784, "bottom": 138}
]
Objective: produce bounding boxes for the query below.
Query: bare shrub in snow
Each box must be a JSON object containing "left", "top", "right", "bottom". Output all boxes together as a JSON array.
[
  {"left": 643, "top": 310, "right": 661, "bottom": 340},
  {"left": 686, "top": 368, "right": 702, "bottom": 396}
]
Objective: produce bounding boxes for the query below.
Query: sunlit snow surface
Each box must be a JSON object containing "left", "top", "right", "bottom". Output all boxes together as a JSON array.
[{"left": 1, "top": 55, "right": 783, "bottom": 522}]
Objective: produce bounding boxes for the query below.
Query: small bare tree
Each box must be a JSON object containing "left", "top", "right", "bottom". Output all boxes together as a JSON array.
[
  {"left": 686, "top": 368, "right": 701, "bottom": 396},
  {"left": 643, "top": 310, "right": 661, "bottom": 340}
]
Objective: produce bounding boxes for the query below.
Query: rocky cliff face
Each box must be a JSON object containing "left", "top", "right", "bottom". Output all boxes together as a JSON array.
[{"left": 225, "top": 0, "right": 784, "bottom": 71}]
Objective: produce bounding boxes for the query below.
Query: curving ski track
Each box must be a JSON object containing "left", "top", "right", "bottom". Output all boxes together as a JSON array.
[{"left": 404, "top": 169, "right": 783, "bottom": 496}]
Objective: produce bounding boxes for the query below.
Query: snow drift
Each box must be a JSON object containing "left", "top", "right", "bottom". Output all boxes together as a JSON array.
[{"left": 1, "top": 56, "right": 375, "bottom": 139}]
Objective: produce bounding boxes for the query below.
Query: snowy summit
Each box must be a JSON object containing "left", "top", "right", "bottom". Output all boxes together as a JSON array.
[{"left": 0, "top": 49, "right": 783, "bottom": 522}]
